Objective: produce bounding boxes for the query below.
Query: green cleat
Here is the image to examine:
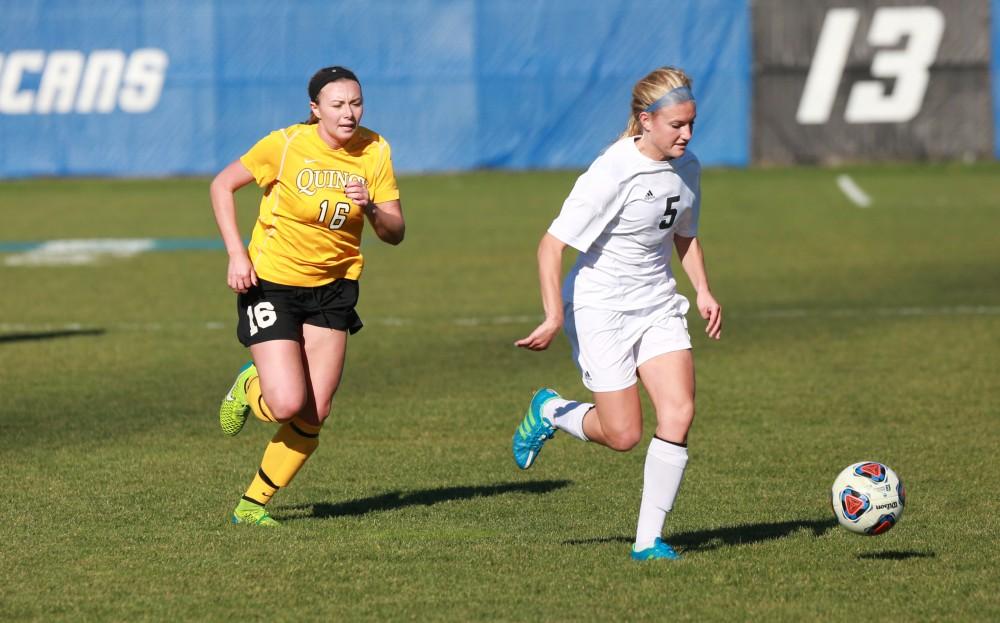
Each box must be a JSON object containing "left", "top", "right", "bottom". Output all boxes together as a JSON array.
[
  {"left": 219, "top": 361, "right": 256, "bottom": 436},
  {"left": 230, "top": 500, "right": 280, "bottom": 527}
]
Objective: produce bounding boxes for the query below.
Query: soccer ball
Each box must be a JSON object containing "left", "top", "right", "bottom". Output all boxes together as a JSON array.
[{"left": 831, "top": 462, "right": 905, "bottom": 535}]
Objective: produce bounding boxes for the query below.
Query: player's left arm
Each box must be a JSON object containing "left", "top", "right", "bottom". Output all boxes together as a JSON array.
[
  {"left": 366, "top": 199, "right": 405, "bottom": 245},
  {"left": 351, "top": 137, "right": 405, "bottom": 245},
  {"left": 344, "top": 179, "right": 405, "bottom": 245},
  {"left": 675, "top": 235, "right": 722, "bottom": 340}
]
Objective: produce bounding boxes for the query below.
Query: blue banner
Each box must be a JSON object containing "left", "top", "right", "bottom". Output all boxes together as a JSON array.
[
  {"left": 0, "top": 0, "right": 750, "bottom": 177},
  {"left": 994, "top": 0, "right": 1000, "bottom": 158}
]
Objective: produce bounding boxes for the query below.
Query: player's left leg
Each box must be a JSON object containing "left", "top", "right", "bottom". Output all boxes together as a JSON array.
[
  {"left": 298, "top": 322, "right": 348, "bottom": 427},
  {"left": 631, "top": 347, "right": 695, "bottom": 559}
]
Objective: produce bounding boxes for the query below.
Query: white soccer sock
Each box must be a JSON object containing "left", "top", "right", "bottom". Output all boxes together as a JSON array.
[
  {"left": 634, "top": 437, "right": 689, "bottom": 550},
  {"left": 541, "top": 398, "right": 593, "bottom": 442}
]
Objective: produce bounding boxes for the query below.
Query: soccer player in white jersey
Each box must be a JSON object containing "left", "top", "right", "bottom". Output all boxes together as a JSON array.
[{"left": 512, "top": 66, "right": 722, "bottom": 561}]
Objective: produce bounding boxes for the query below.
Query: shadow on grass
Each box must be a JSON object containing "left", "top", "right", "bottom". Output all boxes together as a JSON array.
[
  {"left": 0, "top": 328, "right": 106, "bottom": 343},
  {"left": 563, "top": 518, "right": 838, "bottom": 551},
  {"left": 283, "top": 479, "right": 572, "bottom": 520},
  {"left": 858, "top": 550, "right": 935, "bottom": 561}
]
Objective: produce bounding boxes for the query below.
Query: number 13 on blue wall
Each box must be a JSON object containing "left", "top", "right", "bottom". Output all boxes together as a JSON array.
[{"left": 797, "top": 6, "right": 944, "bottom": 125}]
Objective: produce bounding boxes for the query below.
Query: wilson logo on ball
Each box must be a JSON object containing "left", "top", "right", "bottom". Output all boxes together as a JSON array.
[
  {"left": 840, "top": 487, "right": 871, "bottom": 521},
  {"left": 832, "top": 462, "right": 905, "bottom": 536},
  {"left": 854, "top": 462, "right": 887, "bottom": 483}
]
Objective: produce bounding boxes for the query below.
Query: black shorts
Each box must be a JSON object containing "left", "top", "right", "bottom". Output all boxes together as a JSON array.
[{"left": 236, "top": 278, "right": 363, "bottom": 347}]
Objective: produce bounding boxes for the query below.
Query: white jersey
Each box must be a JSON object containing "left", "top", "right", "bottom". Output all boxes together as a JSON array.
[{"left": 548, "top": 136, "right": 701, "bottom": 312}]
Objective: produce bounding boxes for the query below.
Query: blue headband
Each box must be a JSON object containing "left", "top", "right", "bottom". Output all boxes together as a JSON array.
[{"left": 644, "top": 86, "right": 695, "bottom": 113}]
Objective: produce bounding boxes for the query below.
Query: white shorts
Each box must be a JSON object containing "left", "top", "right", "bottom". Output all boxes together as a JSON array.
[{"left": 564, "top": 302, "right": 692, "bottom": 393}]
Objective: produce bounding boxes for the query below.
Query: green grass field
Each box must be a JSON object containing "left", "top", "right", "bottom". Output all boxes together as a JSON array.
[{"left": 2, "top": 163, "right": 998, "bottom": 621}]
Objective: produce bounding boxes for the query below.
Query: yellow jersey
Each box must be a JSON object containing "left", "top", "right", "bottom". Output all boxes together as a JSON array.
[{"left": 240, "top": 123, "right": 399, "bottom": 286}]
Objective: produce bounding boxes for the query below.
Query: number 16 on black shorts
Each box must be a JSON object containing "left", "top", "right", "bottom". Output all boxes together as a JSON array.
[{"left": 236, "top": 278, "right": 363, "bottom": 346}]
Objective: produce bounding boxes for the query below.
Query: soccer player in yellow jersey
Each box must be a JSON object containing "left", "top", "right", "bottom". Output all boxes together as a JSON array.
[{"left": 209, "top": 66, "right": 405, "bottom": 526}]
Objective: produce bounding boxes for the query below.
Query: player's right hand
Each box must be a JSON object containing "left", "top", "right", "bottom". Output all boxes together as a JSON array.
[
  {"left": 515, "top": 319, "right": 561, "bottom": 351},
  {"left": 227, "top": 253, "right": 258, "bottom": 294}
]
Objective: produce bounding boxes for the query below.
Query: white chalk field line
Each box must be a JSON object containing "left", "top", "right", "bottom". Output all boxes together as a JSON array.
[
  {"left": 2, "top": 305, "right": 998, "bottom": 335},
  {"left": 836, "top": 174, "right": 872, "bottom": 207}
]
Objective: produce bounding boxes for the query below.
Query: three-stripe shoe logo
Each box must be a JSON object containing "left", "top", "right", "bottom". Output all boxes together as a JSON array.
[
  {"left": 517, "top": 412, "right": 543, "bottom": 468},
  {"left": 518, "top": 411, "right": 540, "bottom": 439},
  {"left": 513, "top": 388, "right": 560, "bottom": 469}
]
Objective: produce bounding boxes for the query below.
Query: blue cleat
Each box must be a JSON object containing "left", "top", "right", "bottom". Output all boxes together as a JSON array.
[
  {"left": 512, "top": 388, "right": 560, "bottom": 469},
  {"left": 631, "top": 538, "right": 681, "bottom": 561}
]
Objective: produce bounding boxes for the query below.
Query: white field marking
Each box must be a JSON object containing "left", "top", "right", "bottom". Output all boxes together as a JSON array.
[
  {"left": 378, "top": 317, "right": 411, "bottom": 326},
  {"left": 836, "top": 174, "right": 872, "bottom": 207},
  {"left": 4, "top": 238, "right": 155, "bottom": 266},
  {"left": 2, "top": 306, "right": 998, "bottom": 336},
  {"left": 453, "top": 314, "right": 540, "bottom": 327},
  {"left": 746, "top": 305, "right": 1000, "bottom": 319}
]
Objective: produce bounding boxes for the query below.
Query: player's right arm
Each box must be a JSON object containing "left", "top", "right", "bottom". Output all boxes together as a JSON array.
[
  {"left": 210, "top": 160, "right": 257, "bottom": 294},
  {"left": 515, "top": 232, "right": 567, "bottom": 351}
]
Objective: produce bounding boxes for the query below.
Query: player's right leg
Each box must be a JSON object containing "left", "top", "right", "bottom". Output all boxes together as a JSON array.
[
  {"left": 221, "top": 281, "right": 304, "bottom": 436},
  {"left": 513, "top": 304, "right": 644, "bottom": 468},
  {"left": 229, "top": 340, "right": 312, "bottom": 526},
  {"left": 512, "top": 388, "right": 561, "bottom": 469},
  {"left": 218, "top": 360, "right": 259, "bottom": 436},
  {"left": 582, "top": 388, "right": 643, "bottom": 451},
  {"left": 232, "top": 319, "right": 348, "bottom": 525},
  {"left": 562, "top": 303, "right": 643, "bottom": 451},
  {"left": 248, "top": 339, "right": 311, "bottom": 422},
  {"left": 225, "top": 280, "right": 314, "bottom": 526}
]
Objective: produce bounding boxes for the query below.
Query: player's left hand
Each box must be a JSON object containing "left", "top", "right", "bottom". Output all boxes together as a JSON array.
[
  {"left": 345, "top": 180, "right": 370, "bottom": 209},
  {"left": 697, "top": 290, "right": 722, "bottom": 340}
]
